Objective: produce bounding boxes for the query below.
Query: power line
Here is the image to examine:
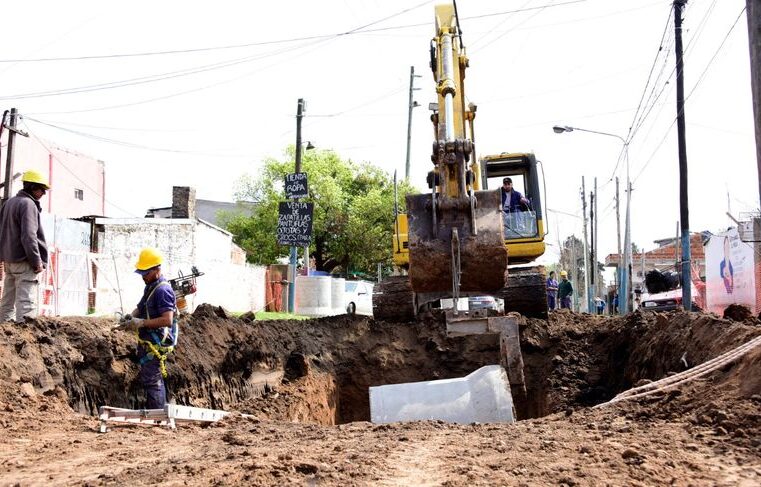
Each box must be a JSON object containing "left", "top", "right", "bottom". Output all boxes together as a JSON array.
[
  {"left": 1, "top": 1, "right": 434, "bottom": 102},
  {"left": 26, "top": 37, "right": 336, "bottom": 115},
  {"left": 685, "top": 5, "right": 746, "bottom": 101},
  {"left": 24, "top": 123, "right": 140, "bottom": 218},
  {"left": 622, "top": 6, "right": 673, "bottom": 148},
  {"left": 25, "top": 117, "right": 255, "bottom": 158},
  {"left": 631, "top": 4, "right": 748, "bottom": 184},
  {"left": 0, "top": 1, "right": 584, "bottom": 64},
  {"left": 0, "top": 39, "right": 322, "bottom": 101}
]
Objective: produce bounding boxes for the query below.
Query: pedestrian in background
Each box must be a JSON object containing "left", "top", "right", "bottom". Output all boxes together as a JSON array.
[
  {"left": 0, "top": 171, "right": 50, "bottom": 322},
  {"left": 595, "top": 297, "right": 605, "bottom": 315},
  {"left": 558, "top": 270, "right": 573, "bottom": 309},
  {"left": 546, "top": 271, "right": 558, "bottom": 310}
]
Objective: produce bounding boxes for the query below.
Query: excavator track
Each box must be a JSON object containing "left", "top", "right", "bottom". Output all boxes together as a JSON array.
[
  {"left": 372, "top": 276, "right": 416, "bottom": 323},
  {"left": 497, "top": 266, "right": 548, "bottom": 319}
]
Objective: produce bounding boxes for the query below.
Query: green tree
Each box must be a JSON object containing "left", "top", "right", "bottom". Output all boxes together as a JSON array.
[{"left": 221, "top": 146, "right": 415, "bottom": 275}]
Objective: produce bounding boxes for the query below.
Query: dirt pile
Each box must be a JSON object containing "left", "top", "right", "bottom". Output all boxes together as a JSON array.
[{"left": 0, "top": 308, "right": 759, "bottom": 484}]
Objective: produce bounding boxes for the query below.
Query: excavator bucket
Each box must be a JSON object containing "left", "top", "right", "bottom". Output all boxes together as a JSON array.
[{"left": 406, "top": 190, "right": 508, "bottom": 294}]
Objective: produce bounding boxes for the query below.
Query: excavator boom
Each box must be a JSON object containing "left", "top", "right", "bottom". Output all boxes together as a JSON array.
[{"left": 406, "top": 3, "right": 507, "bottom": 297}]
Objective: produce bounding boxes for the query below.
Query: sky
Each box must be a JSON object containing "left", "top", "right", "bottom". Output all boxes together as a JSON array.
[{"left": 2, "top": 0, "right": 758, "bottom": 277}]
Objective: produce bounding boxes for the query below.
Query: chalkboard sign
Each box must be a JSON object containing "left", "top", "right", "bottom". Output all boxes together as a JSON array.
[
  {"left": 284, "top": 172, "right": 308, "bottom": 199},
  {"left": 277, "top": 201, "right": 313, "bottom": 246}
]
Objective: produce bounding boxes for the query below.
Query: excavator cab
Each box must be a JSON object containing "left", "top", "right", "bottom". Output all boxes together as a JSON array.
[{"left": 481, "top": 152, "right": 546, "bottom": 264}]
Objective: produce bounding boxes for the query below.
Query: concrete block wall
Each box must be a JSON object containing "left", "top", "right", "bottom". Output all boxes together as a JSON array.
[{"left": 94, "top": 218, "right": 265, "bottom": 315}]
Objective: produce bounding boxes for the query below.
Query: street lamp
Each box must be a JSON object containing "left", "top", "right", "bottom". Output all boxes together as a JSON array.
[{"left": 553, "top": 124, "right": 631, "bottom": 316}]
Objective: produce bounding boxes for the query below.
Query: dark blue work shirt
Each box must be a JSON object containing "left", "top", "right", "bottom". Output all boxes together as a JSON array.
[{"left": 135, "top": 277, "right": 176, "bottom": 343}]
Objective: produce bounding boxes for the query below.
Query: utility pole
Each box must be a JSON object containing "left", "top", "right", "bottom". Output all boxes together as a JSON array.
[
  {"left": 589, "top": 188, "right": 595, "bottom": 301},
  {"left": 593, "top": 177, "right": 598, "bottom": 299},
  {"left": 674, "top": 0, "right": 692, "bottom": 311},
  {"left": 571, "top": 235, "right": 578, "bottom": 311},
  {"left": 405, "top": 66, "right": 422, "bottom": 180},
  {"left": 747, "top": 0, "right": 761, "bottom": 206},
  {"left": 288, "top": 98, "right": 306, "bottom": 313},
  {"left": 581, "top": 177, "right": 592, "bottom": 312},
  {"left": 2, "top": 108, "right": 22, "bottom": 207},
  {"left": 621, "top": 180, "right": 632, "bottom": 314},
  {"left": 615, "top": 177, "right": 622, "bottom": 301}
]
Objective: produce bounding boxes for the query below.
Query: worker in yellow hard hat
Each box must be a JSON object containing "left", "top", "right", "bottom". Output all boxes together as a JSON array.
[
  {"left": 558, "top": 270, "right": 573, "bottom": 310},
  {"left": 117, "top": 248, "right": 179, "bottom": 408},
  {"left": 0, "top": 170, "right": 51, "bottom": 322}
]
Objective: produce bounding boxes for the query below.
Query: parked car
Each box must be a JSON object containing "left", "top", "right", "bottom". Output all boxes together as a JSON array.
[
  {"left": 641, "top": 290, "right": 702, "bottom": 312},
  {"left": 345, "top": 280, "right": 374, "bottom": 316},
  {"left": 468, "top": 295, "right": 504, "bottom": 312}
]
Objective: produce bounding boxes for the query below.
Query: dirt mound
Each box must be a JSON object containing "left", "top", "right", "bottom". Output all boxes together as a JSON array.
[
  {"left": 1, "top": 309, "right": 760, "bottom": 484},
  {"left": 723, "top": 303, "right": 755, "bottom": 322}
]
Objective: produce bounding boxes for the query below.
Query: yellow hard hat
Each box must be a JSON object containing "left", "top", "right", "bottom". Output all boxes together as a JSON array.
[
  {"left": 135, "top": 248, "right": 163, "bottom": 273},
  {"left": 21, "top": 170, "right": 50, "bottom": 189},
  {"left": 560, "top": 270, "right": 568, "bottom": 277}
]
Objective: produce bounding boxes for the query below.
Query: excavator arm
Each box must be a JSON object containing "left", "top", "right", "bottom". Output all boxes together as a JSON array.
[{"left": 406, "top": 3, "right": 508, "bottom": 298}]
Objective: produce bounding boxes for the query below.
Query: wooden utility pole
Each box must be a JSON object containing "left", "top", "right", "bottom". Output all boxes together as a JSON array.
[
  {"left": 2, "top": 108, "right": 19, "bottom": 207},
  {"left": 747, "top": 0, "right": 761, "bottom": 206},
  {"left": 674, "top": 0, "right": 692, "bottom": 311},
  {"left": 288, "top": 98, "right": 306, "bottom": 313},
  {"left": 581, "top": 177, "right": 591, "bottom": 312}
]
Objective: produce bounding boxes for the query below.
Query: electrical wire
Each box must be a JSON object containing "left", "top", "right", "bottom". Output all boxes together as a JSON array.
[
  {"left": 23, "top": 123, "right": 140, "bottom": 218},
  {"left": 27, "top": 36, "right": 338, "bottom": 115},
  {"left": 3, "top": 1, "right": 435, "bottom": 103},
  {"left": 685, "top": 5, "right": 746, "bottom": 102},
  {"left": 631, "top": 4, "right": 748, "bottom": 184},
  {"left": 1, "top": 39, "right": 321, "bottom": 101},
  {"left": 472, "top": 0, "right": 554, "bottom": 53},
  {"left": 0, "top": 0, "right": 437, "bottom": 63},
  {"left": 0, "top": 0, "right": 586, "bottom": 64},
  {"left": 24, "top": 117, "right": 255, "bottom": 158}
]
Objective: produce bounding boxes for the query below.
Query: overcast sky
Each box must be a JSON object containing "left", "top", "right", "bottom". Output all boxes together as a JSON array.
[{"left": 2, "top": 0, "right": 757, "bottom": 272}]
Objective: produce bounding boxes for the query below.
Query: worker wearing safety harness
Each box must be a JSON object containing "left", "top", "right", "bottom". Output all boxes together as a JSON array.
[{"left": 118, "top": 248, "right": 178, "bottom": 409}]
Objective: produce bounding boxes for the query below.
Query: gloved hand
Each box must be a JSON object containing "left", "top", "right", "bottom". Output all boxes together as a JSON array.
[{"left": 117, "top": 316, "right": 144, "bottom": 332}]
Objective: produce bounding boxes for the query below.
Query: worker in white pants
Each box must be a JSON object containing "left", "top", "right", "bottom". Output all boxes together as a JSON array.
[
  {"left": 0, "top": 170, "right": 50, "bottom": 322},
  {"left": 0, "top": 263, "right": 40, "bottom": 321}
]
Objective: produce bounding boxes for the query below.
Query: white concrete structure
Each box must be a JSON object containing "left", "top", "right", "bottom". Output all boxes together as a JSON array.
[
  {"left": 330, "top": 277, "right": 345, "bottom": 315},
  {"left": 369, "top": 365, "right": 516, "bottom": 424},
  {"left": 294, "top": 275, "right": 333, "bottom": 317},
  {"left": 93, "top": 217, "right": 265, "bottom": 315}
]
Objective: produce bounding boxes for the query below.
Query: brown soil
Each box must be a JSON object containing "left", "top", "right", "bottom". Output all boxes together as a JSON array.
[{"left": 0, "top": 307, "right": 760, "bottom": 485}]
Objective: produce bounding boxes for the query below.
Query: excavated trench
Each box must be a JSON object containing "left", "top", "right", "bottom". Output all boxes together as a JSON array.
[{"left": 1, "top": 305, "right": 759, "bottom": 426}]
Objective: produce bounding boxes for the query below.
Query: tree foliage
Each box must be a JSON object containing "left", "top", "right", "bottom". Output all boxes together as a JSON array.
[{"left": 220, "top": 147, "right": 415, "bottom": 275}]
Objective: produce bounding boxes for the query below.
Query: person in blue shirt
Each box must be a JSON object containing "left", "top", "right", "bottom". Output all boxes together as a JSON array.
[
  {"left": 546, "top": 271, "right": 559, "bottom": 310},
  {"left": 500, "top": 177, "right": 530, "bottom": 213},
  {"left": 118, "top": 248, "right": 178, "bottom": 409}
]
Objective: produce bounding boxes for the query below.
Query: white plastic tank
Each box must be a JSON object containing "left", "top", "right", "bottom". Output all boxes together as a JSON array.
[
  {"left": 295, "top": 275, "right": 333, "bottom": 317},
  {"left": 331, "top": 277, "right": 346, "bottom": 315}
]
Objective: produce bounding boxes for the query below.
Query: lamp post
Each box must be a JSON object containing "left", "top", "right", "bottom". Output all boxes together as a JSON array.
[{"left": 552, "top": 125, "right": 631, "bottom": 316}]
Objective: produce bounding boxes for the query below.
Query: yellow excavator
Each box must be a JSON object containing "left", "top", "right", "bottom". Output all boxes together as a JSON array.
[{"left": 373, "top": 3, "right": 548, "bottom": 322}]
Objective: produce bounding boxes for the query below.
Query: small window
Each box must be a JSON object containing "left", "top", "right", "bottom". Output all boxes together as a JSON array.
[{"left": 74, "top": 189, "right": 84, "bottom": 200}]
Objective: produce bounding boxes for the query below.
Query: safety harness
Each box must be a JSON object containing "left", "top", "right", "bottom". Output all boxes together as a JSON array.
[{"left": 136, "top": 281, "right": 179, "bottom": 378}]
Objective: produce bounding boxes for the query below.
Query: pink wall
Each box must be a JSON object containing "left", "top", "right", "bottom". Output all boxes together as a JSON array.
[{"left": 2, "top": 134, "right": 105, "bottom": 218}]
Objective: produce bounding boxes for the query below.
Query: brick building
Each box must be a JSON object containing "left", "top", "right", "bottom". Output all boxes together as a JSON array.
[{"left": 605, "top": 232, "right": 709, "bottom": 295}]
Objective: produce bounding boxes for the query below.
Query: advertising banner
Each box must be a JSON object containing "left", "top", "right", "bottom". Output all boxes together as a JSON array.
[{"left": 705, "top": 227, "right": 756, "bottom": 314}]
